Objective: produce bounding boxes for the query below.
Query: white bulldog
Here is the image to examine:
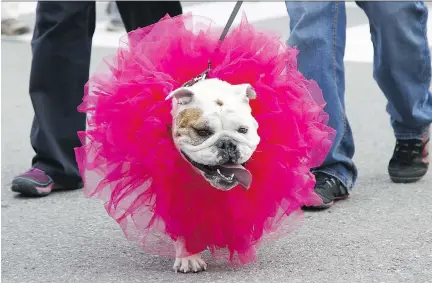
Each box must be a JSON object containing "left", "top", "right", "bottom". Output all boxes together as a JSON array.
[{"left": 166, "top": 78, "right": 260, "bottom": 273}]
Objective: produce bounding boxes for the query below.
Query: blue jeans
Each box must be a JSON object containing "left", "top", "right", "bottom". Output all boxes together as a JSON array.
[{"left": 286, "top": 1, "right": 432, "bottom": 190}]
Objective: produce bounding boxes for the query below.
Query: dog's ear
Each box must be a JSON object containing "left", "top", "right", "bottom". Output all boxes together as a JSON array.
[
  {"left": 236, "top": 84, "right": 257, "bottom": 100},
  {"left": 166, "top": 87, "right": 194, "bottom": 105}
]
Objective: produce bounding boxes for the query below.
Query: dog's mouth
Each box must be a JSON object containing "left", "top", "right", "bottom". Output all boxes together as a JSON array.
[{"left": 182, "top": 152, "right": 252, "bottom": 190}]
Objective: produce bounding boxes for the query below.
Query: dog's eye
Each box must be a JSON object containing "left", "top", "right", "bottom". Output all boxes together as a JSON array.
[
  {"left": 195, "top": 129, "right": 213, "bottom": 137},
  {"left": 238, "top": 127, "right": 248, "bottom": 134}
]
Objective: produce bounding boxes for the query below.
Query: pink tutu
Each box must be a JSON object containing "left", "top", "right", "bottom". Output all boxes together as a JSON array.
[{"left": 75, "top": 14, "right": 335, "bottom": 265}]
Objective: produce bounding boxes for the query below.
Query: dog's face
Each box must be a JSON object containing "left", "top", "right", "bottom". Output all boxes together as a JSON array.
[{"left": 167, "top": 78, "right": 260, "bottom": 191}]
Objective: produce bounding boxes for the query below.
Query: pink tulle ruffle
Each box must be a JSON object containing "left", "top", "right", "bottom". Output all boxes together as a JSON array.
[{"left": 75, "top": 13, "right": 335, "bottom": 265}]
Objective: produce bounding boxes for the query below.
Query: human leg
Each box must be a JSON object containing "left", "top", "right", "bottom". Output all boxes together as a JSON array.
[
  {"left": 357, "top": 1, "right": 431, "bottom": 182},
  {"left": 286, "top": 1, "right": 354, "bottom": 208},
  {"left": 106, "top": 2, "right": 123, "bottom": 32},
  {"left": 12, "top": 2, "right": 96, "bottom": 196},
  {"left": 116, "top": 1, "right": 182, "bottom": 32}
]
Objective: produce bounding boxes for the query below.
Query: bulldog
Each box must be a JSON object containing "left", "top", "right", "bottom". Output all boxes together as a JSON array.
[{"left": 166, "top": 78, "right": 260, "bottom": 272}]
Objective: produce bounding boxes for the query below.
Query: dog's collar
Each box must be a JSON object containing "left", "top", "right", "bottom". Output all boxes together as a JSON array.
[{"left": 182, "top": 60, "right": 212, "bottom": 87}]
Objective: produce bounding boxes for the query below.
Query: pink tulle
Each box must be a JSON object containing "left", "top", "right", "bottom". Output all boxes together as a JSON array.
[{"left": 75, "top": 14, "right": 335, "bottom": 265}]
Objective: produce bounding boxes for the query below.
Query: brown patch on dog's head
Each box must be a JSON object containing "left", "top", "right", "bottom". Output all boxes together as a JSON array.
[
  {"left": 216, "top": 99, "right": 224, "bottom": 106},
  {"left": 176, "top": 108, "right": 203, "bottom": 128},
  {"left": 175, "top": 108, "right": 210, "bottom": 145}
]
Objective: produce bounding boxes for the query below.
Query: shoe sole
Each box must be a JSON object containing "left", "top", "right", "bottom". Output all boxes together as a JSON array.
[
  {"left": 388, "top": 169, "right": 428, "bottom": 184},
  {"left": 303, "top": 195, "right": 349, "bottom": 210},
  {"left": 11, "top": 179, "right": 52, "bottom": 197},
  {"left": 389, "top": 175, "right": 424, "bottom": 183}
]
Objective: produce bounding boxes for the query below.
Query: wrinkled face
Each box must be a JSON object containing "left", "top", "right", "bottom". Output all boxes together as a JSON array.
[{"left": 167, "top": 78, "right": 260, "bottom": 191}]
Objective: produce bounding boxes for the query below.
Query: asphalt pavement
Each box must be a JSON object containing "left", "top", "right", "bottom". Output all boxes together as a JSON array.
[{"left": 2, "top": 3, "right": 432, "bottom": 283}]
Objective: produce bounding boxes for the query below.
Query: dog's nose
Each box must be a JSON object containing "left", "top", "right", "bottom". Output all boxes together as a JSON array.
[
  {"left": 216, "top": 140, "right": 237, "bottom": 152},
  {"left": 216, "top": 140, "right": 240, "bottom": 163}
]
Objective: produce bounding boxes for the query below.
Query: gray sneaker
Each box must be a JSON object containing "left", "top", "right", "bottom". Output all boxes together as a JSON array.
[{"left": 1, "top": 19, "right": 30, "bottom": 36}]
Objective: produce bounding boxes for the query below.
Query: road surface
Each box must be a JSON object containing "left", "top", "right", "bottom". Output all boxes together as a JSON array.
[{"left": 2, "top": 2, "right": 432, "bottom": 283}]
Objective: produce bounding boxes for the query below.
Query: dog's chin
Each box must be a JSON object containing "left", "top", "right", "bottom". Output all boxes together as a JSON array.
[{"left": 181, "top": 152, "right": 250, "bottom": 191}]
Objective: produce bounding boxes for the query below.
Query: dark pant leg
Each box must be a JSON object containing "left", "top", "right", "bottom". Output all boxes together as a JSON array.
[
  {"left": 115, "top": 1, "right": 182, "bottom": 31},
  {"left": 30, "top": 1, "right": 96, "bottom": 187}
]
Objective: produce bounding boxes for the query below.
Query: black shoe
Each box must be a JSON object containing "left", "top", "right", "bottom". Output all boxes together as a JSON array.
[
  {"left": 304, "top": 172, "right": 349, "bottom": 210},
  {"left": 388, "top": 135, "right": 429, "bottom": 183}
]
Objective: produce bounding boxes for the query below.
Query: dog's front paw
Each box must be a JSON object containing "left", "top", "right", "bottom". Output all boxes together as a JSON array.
[{"left": 173, "top": 254, "right": 207, "bottom": 273}]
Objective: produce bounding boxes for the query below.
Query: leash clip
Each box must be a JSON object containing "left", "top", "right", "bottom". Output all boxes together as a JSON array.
[{"left": 182, "top": 60, "right": 212, "bottom": 87}]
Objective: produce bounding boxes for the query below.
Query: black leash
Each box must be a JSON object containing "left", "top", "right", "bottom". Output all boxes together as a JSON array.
[
  {"left": 182, "top": 1, "right": 243, "bottom": 87},
  {"left": 219, "top": 1, "right": 243, "bottom": 41}
]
